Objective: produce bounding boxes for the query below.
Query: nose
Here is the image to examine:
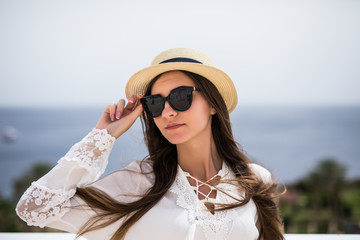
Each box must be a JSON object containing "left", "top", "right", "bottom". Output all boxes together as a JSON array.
[{"left": 161, "top": 101, "right": 177, "bottom": 118}]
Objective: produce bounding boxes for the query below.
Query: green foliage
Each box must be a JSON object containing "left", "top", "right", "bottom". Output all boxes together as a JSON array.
[
  {"left": 12, "top": 162, "right": 52, "bottom": 202},
  {"left": 0, "top": 197, "right": 20, "bottom": 231},
  {"left": 0, "top": 161, "right": 55, "bottom": 232},
  {"left": 343, "top": 180, "right": 360, "bottom": 219},
  {"left": 280, "top": 158, "right": 360, "bottom": 234}
]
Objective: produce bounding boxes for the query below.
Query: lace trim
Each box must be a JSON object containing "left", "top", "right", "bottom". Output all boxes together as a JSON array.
[
  {"left": 59, "top": 128, "right": 115, "bottom": 180},
  {"left": 169, "top": 162, "right": 240, "bottom": 240},
  {"left": 16, "top": 128, "right": 115, "bottom": 227},
  {"left": 16, "top": 182, "right": 76, "bottom": 228}
]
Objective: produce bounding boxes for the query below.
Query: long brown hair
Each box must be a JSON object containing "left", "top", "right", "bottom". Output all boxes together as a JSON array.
[{"left": 76, "top": 70, "right": 284, "bottom": 240}]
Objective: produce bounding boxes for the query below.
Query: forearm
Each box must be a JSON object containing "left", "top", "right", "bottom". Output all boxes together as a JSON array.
[{"left": 16, "top": 128, "right": 116, "bottom": 227}]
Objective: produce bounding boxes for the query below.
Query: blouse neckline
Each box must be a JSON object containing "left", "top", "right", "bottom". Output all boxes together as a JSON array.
[
  {"left": 179, "top": 161, "right": 229, "bottom": 202},
  {"left": 169, "top": 161, "right": 239, "bottom": 240},
  {"left": 179, "top": 160, "right": 229, "bottom": 180}
]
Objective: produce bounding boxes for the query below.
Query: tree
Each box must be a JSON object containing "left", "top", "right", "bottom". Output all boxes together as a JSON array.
[
  {"left": 296, "top": 158, "right": 346, "bottom": 233},
  {"left": 12, "top": 162, "right": 52, "bottom": 202},
  {"left": 0, "top": 161, "right": 53, "bottom": 232}
]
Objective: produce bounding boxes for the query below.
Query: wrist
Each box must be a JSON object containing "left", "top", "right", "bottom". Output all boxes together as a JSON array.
[{"left": 105, "top": 125, "right": 120, "bottom": 139}]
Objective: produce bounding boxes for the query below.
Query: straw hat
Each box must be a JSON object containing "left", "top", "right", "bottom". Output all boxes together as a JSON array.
[{"left": 125, "top": 48, "right": 238, "bottom": 113}]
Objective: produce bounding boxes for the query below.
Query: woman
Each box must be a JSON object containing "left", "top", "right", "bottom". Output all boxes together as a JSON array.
[{"left": 16, "top": 48, "right": 284, "bottom": 240}]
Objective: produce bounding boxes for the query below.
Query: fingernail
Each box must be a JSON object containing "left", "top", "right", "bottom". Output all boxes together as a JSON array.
[
  {"left": 111, "top": 114, "right": 115, "bottom": 121},
  {"left": 129, "top": 97, "right": 135, "bottom": 103},
  {"left": 116, "top": 111, "right": 121, "bottom": 119}
]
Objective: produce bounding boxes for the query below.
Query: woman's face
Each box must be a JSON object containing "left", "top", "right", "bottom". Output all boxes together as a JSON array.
[{"left": 151, "top": 71, "right": 216, "bottom": 145}]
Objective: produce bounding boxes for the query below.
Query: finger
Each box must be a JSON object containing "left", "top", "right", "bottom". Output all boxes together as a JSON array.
[
  {"left": 115, "top": 99, "right": 125, "bottom": 119},
  {"left": 132, "top": 96, "right": 144, "bottom": 115},
  {"left": 106, "top": 96, "right": 144, "bottom": 138},
  {"left": 135, "top": 95, "right": 143, "bottom": 111},
  {"left": 124, "top": 95, "right": 137, "bottom": 112},
  {"left": 109, "top": 102, "right": 116, "bottom": 121},
  {"left": 125, "top": 95, "right": 143, "bottom": 119}
]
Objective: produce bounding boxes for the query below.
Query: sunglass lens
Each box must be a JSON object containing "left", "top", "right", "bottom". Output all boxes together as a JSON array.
[
  {"left": 141, "top": 86, "right": 196, "bottom": 118},
  {"left": 169, "top": 87, "right": 192, "bottom": 111},
  {"left": 142, "top": 96, "right": 164, "bottom": 118}
]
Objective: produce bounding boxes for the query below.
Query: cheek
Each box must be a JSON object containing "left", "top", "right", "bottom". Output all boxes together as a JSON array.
[
  {"left": 153, "top": 118, "right": 162, "bottom": 131},
  {"left": 153, "top": 118, "right": 167, "bottom": 137},
  {"left": 190, "top": 98, "right": 213, "bottom": 118}
]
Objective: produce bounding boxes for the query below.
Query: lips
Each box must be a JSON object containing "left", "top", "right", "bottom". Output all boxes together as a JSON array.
[{"left": 165, "top": 123, "right": 185, "bottom": 130}]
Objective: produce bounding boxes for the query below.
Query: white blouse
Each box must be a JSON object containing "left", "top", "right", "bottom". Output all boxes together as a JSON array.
[{"left": 16, "top": 128, "right": 272, "bottom": 240}]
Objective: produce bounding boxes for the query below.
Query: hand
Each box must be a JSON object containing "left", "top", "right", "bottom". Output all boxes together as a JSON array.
[{"left": 95, "top": 95, "right": 143, "bottom": 139}]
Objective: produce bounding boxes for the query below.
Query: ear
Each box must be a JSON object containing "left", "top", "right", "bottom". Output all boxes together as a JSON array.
[{"left": 210, "top": 106, "right": 216, "bottom": 115}]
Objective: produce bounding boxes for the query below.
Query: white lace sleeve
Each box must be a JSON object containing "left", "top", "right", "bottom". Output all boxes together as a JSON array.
[{"left": 16, "top": 128, "right": 116, "bottom": 228}]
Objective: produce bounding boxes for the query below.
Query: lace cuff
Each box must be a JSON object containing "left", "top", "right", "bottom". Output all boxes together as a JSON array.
[
  {"left": 16, "top": 182, "right": 76, "bottom": 228},
  {"left": 58, "top": 128, "right": 116, "bottom": 184},
  {"left": 16, "top": 128, "right": 115, "bottom": 227}
]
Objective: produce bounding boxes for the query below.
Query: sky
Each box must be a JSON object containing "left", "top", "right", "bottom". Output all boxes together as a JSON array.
[{"left": 0, "top": 0, "right": 359, "bottom": 109}]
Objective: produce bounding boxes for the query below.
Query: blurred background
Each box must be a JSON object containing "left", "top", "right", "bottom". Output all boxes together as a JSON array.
[{"left": 0, "top": 0, "right": 359, "bottom": 234}]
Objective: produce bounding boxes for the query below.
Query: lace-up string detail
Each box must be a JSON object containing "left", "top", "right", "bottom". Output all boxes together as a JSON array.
[
  {"left": 185, "top": 173, "right": 220, "bottom": 201},
  {"left": 170, "top": 162, "right": 239, "bottom": 240},
  {"left": 184, "top": 173, "right": 221, "bottom": 215}
]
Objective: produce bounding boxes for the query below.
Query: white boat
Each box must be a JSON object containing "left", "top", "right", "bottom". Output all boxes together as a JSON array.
[{"left": 1, "top": 126, "right": 19, "bottom": 143}]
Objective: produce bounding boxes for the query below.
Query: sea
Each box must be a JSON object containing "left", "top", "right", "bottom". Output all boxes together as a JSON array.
[{"left": 1, "top": 106, "right": 359, "bottom": 198}]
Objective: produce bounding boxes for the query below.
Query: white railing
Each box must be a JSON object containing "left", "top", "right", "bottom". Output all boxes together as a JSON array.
[{"left": 0, "top": 233, "right": 359, "bottom": 240}]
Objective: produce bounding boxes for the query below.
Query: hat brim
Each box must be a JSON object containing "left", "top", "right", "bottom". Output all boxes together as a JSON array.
[{"left": 125, "top": 62, "right": 238, "bottom": 113}]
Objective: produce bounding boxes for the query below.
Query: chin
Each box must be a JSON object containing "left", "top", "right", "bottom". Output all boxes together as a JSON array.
[{"left": 165, "top": 135, "right": 189, "bottom": 145}]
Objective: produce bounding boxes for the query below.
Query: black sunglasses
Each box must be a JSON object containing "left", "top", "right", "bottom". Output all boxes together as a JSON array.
[{"left": 141, "top": 86, "right": 201, "bottom": 118}]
